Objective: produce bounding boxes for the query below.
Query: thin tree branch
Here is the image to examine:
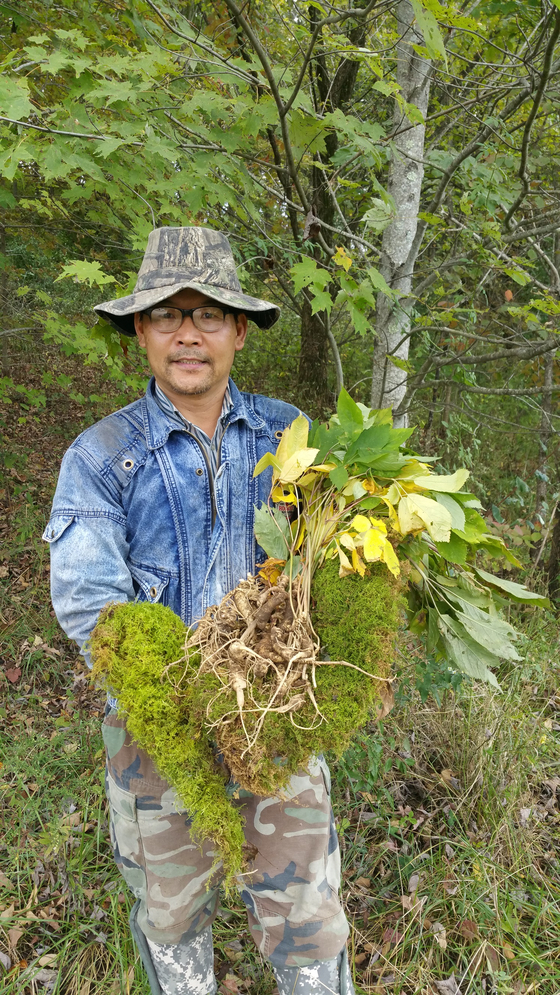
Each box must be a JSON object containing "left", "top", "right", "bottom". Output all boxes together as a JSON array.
[{"left": 504, "top": 8, "right": 560, "bottom": 228}]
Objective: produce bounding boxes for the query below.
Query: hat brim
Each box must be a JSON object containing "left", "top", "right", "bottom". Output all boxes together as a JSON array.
[{"left": 94, "top": 281, "right": 280, "bottom": 336}]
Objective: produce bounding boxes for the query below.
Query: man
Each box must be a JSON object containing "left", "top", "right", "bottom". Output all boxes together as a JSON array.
[{"left": 45, "top": 227, "right": 355, "bottom": 995}]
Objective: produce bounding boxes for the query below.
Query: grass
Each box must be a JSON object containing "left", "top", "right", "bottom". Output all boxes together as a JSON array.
[{"left": 1, "top": 346, "right": 559, "bottom": 993}]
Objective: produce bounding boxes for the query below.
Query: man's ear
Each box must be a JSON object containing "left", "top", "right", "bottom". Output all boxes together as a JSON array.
[
  {"left": 234, "top": 313, "right": 248, "bottom": 352},
  {"left": 134, "top": 312, "right": 147, "bottom": 348}
]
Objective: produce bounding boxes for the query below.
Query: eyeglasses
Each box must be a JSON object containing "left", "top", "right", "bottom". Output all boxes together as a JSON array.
[{"left": 142, "top": 305, "right": 238, "bottom": 334}]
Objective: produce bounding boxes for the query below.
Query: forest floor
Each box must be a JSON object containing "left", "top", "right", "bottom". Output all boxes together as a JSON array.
[{"left": 1, "top": 345, "right": 560, "bottom": 995}]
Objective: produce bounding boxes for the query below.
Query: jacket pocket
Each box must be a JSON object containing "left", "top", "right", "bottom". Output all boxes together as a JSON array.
[
  {"left": 42, "top": 515, "right": 75, "bottom": 543},
  {"left": 128, "top": 561, "right": 171, "bottom": 605}
]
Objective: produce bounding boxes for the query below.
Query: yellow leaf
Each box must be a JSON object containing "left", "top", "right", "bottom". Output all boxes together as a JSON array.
[
  {"left": 381, "top": 539, "right": 400, "bottom": 577},
  {"left": 408, "top": 494, "right": 452, "bottom": 542},
  {"left": 278, "top": 448, "right": 320, "bottom": 483},
  {"left": 275, "top": 414, "right": 309, "bottom": 466},
  {"left": 380, "top": 496, "right": 400, "bottom": 531},
  {"left": 337, "top": 545, "right": 354, "bottom": 577},
  {"left": 398, "top": 495, "right": 424, "bottom": 534},
  {"left": 384, "top": 483, "right": 401, "bottom": 504},
  {"left": 350, "top": 514, "right": 371, "bottom": 532},
  {"left": 253, "top": 451, "right": 281, "bottom": 478},
  {"left": 363, "top": 478, "right": 379, "bottom": 494},
  {"left": 413, "top": 468, "right": 470, "bottom": 492},
  {"left": 369, "top": 517, "right": 387, "bottom": 535},
  {"left": 363, "top": 528, "right": 385, "bottom": 561},
  {"left": 339, "top": 532, "right": 356, "bottom": 550},
  {"left": 271, "top": 485, "right": 298, "bottom": 504},
  {"left": 352, "top": 548, "right": 366, "bottom": 576},
  {"left": 258, "top": 557, "right": 286, "bottom": 584},
  {"left": 333, "top": 245, "right": 353, "bottom": 271},
  {"left": 297, "top": 471, "right": 320, "bottom": 488}
]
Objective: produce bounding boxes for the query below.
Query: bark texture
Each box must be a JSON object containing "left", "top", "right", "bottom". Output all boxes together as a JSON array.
[{"left": 371, "top": 0, "right": 431, "bottom": 425}]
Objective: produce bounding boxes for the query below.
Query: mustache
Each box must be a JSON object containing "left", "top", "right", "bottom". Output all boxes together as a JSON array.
[{"left": 167, "top": 352, "right": 209, "bottom": 362}]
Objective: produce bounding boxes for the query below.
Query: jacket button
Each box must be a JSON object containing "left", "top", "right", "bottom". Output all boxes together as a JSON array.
[
  {"left": 195, "top": 468, "right": 204, "bottom": 476},
  {"left": 149, "top": 586, "right": 158, "bottom": 598},
  {"left": 123, "top": 459, "right": 134, "bottom": 470}
]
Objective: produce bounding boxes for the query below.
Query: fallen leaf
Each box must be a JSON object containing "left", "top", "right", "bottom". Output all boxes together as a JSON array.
[
  {"left": 408, "top": 872, "right": 420, "bottom": 894},
  {"left": 375, "top": 680, "right": 395, "bottom": 720},
  {"left": 355, "top": 876, "right": 371, "bottom": 889},
  {"left": 502, "top": 941, "right": 515, "bottom": 960},
  {"left": 0, "top": 565, "right": 9, "bottom": 578},
  {"left": 5, "top": 668, "right": 21, "bottom": 684},
  {"left": 354, "top": 952, "right": 368, "bottom": 966},
  {"left": 442, "top": 879, "right": 459, "bottom": 895},
  {"left": 63, "top": 742, "right": 79, "bottom": 755},
  {"left": 0, "top": 872, "right": 14, "bottom": 889},
  {"left": 0, "top": 950, "right": 11, "bottom": 971},
  {"left": 382, "top": 927, "right": 402, "bottom": 944},
  {"left": 458, "top": 919, "right": 479, "bottom": 942},
  {"left": 504, "top": 289, "right": 514, "bottom": 301},
  {"left": 7, "top": 926, "right": 23, "bottom": 949},
  {"left": 38, "top": 954, "right": 58, "bottom": 967},
  {"left": 61, "top": 812, "right": 81, "bottom": 827},
  {"left": 440, "top": 769, "right": 461, "bottom": 791},
  {"left": 220, "top": 974, "right": 241, "bottom": 994},
  {"left": 432, "top": 922, "right": 447, "bottom": 950},
  {"left": 519, "top": 807, "right": 531, "bottom": 827},
  {"left": 444, "top": 843, "right": 455, "bottom": 859},
  {"left": 485, "top": 944, "right": 500, "bottom": 972},
  {"left": 435, "top": 976, "right": 462, "bottom": 995}
]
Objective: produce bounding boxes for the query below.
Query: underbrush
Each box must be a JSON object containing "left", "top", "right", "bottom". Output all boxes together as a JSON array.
[{"left": 1, "top": 348, "right": 559, "bottom": 993}]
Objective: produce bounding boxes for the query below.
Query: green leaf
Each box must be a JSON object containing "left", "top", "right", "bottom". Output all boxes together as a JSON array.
[
  {"left": 253, "top": 505, "right": 290, "bottom": 560},
  {"left": 434, "top": 533, "right": 468, "bottom": 565},
  {"left": 0, "top": 77, "right": 34, "bottom": 119},
  {"left": 290, "top": 258, "right": 332, "bottom": 295},
  {"left": 336, "top": 388, "right": 364, "bottom": 432},
  {"left": 439, "top": 616, "right": 500, "bottom": 688},
  {"left": 410, "top": 0, "right": 447, "bottom": 63},
  {"left": 453, "top": 600, "right": 521, "bottom": 661},
  {"left": 329, "top": 465, "right": 349, "bottom": 489},
  {"left": 366, "top": 265, "right": 394, "bottom": 297},
  {"left": 55, "top": 260, "right": 116, "bottom": 287},
  {"left": 473, "top": 567, "right": 550, "bottom": 607}
]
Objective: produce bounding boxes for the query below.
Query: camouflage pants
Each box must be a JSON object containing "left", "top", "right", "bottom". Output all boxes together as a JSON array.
[{"left": 102, "top": 708, "right": 350, "bottom": 970}]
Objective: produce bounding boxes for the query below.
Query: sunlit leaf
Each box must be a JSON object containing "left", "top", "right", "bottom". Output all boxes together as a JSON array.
[
  {"left": 407, "top": 494, "right": 452, "bottom": 542},
  {"left": 278, "top": 447, "right": 320, "bottom": 482},
  {"left": 254, "top": 451, "right": 281, "bottom": 477},
  {"left": 275, "top": 414, "right": 310, "bottom": 466},
  {"left": 413, "top": 468, "right": 470, "bottom": 492}
]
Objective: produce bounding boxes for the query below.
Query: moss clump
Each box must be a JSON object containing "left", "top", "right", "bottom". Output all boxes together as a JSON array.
[
  {"left": 91, "top": 601, "right": 246, "bottom": 881},
  {"left": 91, "top": 565, "right": 403, "bottom": 879}
]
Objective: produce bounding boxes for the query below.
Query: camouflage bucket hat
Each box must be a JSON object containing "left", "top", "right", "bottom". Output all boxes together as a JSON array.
[{"left": 94, "top": 226, "right": 280, "bottom": 336}]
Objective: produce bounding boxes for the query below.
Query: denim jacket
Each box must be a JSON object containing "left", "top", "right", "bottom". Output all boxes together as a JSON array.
[{"left": 44, "top": 377, "right": 301, "bottom": 663}]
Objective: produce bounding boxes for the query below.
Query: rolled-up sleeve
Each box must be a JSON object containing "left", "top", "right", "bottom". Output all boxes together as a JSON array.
[{"left": 43, "top": 445, "right": 135, "bottom": 664}]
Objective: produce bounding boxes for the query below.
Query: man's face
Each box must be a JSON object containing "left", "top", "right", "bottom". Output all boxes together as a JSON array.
[{"left": 134, "top": 288, "right": 248, "bottom": 403}]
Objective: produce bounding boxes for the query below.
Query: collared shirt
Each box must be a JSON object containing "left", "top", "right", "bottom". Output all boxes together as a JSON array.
[{"left": 154, "top": 382, "right": 233, "bottom": 482}]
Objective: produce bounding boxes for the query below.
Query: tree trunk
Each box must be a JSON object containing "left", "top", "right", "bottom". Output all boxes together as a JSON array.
[
  {"left": 371, "top": 0, "right": 431, "bottom": 425},
  {"left": 298, "top": 295, "right": 330, "bottom": 416}
]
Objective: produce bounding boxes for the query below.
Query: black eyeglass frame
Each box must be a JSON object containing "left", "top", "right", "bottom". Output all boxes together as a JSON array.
[{"left": 140, "top": 304, "right": 240, "bottom": 331}]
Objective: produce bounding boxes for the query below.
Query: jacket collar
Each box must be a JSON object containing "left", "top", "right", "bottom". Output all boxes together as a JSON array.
[{"left": 141, "top": 376, "right": 265, "bottom": 450}]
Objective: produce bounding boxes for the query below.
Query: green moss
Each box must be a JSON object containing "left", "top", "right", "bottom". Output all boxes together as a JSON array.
[
  {"left": 91, "top": 602, "right": 245, "bottom": 882},
  {"left": 91, "top": 565, "right": 403, "bottom": 878}
]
